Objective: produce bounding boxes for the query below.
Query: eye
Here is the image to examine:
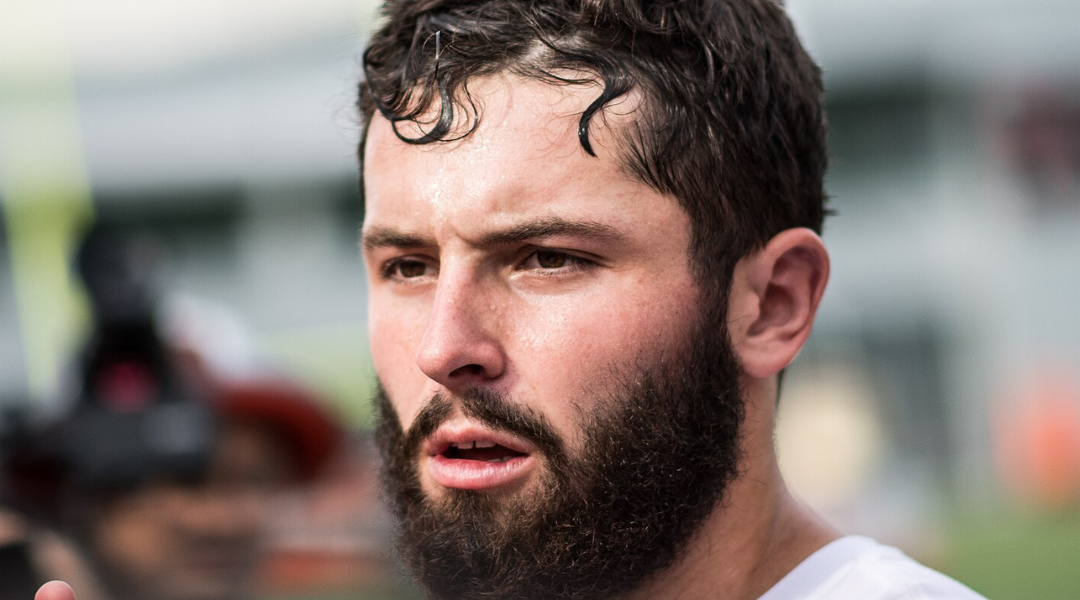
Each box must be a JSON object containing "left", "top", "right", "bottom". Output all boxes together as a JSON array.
[
  {"left": 534, "top": 250, "right": 568, "bottom": 269},
  {"left": 382, "top": 258, "right": 434, "bottom": 280},
  {"left": 519, "top": 249, "right": 592, "bottom": 272}
]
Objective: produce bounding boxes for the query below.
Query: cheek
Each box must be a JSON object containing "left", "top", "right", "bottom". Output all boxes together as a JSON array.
[
  {"left": 505, "top": 279, "right": 698, "bottom": 432},
  {"left": 515, "top": 277, "right": 697, "bottom": 360},
  {"left": 368, "top": 295, "right": 431, "bottom": 425}
]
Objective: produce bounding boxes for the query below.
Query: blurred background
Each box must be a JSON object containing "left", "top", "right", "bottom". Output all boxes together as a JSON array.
[{"left": 0, "top": 0, "right": 1078, "bottom": 599}]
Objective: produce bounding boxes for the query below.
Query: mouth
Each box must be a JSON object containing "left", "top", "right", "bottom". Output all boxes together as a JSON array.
[
  {"left": 423, "top": 426, "right": 536, "bottom": 491},
  {"left": 441, "top": 439, "right": 528, "bottom": 462}
]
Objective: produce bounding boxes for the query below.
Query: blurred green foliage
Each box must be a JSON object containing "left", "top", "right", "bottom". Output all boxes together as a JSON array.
[{"left": 941, "top": 507, "right": 1080, "bottom": 600}]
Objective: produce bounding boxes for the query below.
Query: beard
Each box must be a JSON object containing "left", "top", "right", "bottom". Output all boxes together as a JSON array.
[{"left": 375, "top": 308, "right": 745, "bottom": 600}]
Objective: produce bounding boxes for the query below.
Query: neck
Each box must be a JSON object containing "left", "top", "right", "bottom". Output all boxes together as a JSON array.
[{"left": 626, "top": 378, "right": 840, "bottom": 600}]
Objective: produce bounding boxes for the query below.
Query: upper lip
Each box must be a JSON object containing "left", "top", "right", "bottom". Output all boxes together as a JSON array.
[{"left": 424, "top": 421, "right": 535, "bottom": 457}]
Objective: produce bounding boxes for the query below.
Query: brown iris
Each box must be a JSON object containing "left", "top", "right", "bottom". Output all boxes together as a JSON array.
[
  {"left": 399, "top": 260, "right": 427, "bottom": 277},
  {"left": 535, "top": 251, "right": 567, "bottom": 269}
]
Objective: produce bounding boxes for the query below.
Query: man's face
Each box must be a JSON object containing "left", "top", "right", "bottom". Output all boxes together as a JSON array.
[
  {"left": 363, "top": 75, "right": 745, "bottom": 599},
  {"left": 364, "top": 75, "right": 701, "bottom": 490}
]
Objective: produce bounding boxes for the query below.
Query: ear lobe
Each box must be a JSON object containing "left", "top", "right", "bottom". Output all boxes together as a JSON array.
[{"left": 729, "top": 228, "right": 830, "bottom": 380}]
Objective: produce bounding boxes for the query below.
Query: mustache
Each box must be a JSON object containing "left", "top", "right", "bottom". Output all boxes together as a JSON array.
[{"left": 382, "top": 386, "right": 568, "bottom": 462}]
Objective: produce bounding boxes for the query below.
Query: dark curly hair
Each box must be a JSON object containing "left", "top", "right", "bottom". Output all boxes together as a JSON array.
[{"left": 359, "top": 0, "right": 827, "bottom": 309}]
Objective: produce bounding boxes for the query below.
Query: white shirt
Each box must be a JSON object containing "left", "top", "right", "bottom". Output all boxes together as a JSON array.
[{"left": 757, "top": 536, "right": 988, "bottom": 600}]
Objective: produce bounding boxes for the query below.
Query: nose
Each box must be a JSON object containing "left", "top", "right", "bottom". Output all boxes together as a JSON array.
[{"left": 415, "top": 271, "right": 507, "bottom": 389}]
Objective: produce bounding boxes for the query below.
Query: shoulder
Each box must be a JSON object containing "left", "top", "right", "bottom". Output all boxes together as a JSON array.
[{"left": 816, "top": 540, "right": 988, "bottom": 600}]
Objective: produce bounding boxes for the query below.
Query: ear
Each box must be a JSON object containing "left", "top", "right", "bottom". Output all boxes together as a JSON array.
[{"left": 727, "top": 228, "right": 830, "bottom": 380}]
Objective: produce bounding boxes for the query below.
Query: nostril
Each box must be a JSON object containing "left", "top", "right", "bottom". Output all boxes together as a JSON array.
[
  {"left": 415, "top": 320, "right": 507, "bottom": 384},
  {"left": 449, "top": 364, "right": 485, "bottom": 378}
]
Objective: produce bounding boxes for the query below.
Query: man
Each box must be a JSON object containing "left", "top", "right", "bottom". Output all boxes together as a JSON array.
[
  {"left": 38, "top": 1, "right": 987, "bottom": 599},
  {"left": 16, "top": 227, "right": 343, "bottom": 600},
  {"left": 14, "top": 375, "right": 343, "bottom": 600},
  {"left": 356, "top": 1, "right": 988, "bottom": 599},
  {"left": 12, "top": 375, "right": 343, "bottom": 600}
]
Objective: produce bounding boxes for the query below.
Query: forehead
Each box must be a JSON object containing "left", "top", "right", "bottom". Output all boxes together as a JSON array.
[{"left": 362, "top": 75, "right": 667, "bottom": 235}]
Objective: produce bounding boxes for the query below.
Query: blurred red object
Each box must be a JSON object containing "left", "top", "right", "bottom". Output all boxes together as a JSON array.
[
  {"left": 994, "top": 369, "right": 1080, "bottom": 508},
  {"left": 212, "top": 377, "right": 344, "bottom": 484}
]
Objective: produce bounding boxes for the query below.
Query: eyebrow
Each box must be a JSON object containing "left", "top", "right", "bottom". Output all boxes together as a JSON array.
[
  {"left": 362, "top": 217, "right": 622, "bottom": 252},
  {"left": 361, "top": 227, "right": 432, "bottom": 252},
  {"left": 473, "top": 217, "right": 622, "bottom": 248}
]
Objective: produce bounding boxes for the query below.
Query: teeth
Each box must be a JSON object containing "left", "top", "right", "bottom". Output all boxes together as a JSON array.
[
  {"left": 448, "top": 441, "right": 500, "bottom": 449},
  {"left": 485, "top": 456, "right": 512, "bottom": 463}
]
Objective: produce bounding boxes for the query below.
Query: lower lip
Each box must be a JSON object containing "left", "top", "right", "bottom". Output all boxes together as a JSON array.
[{"left": 426, "top": 454, "right": 535, "bottom": 491}]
